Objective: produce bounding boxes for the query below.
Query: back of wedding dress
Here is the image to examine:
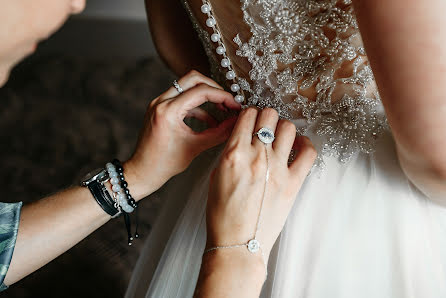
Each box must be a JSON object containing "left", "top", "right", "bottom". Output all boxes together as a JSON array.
[
  {"left": 183, "top": 0, "right": 386, "bottom": 164},
  {"left": 126, "top": 1, "right": 446, "bottom": 297}
]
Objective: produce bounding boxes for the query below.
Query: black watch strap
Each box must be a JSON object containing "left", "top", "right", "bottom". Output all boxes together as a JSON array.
[{"left": 87, "top": 180, "right": 120, "bottom": 217}]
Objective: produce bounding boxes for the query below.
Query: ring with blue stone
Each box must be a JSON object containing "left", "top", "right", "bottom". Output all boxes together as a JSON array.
[{"left": 255, "top": 127, "right": 275, "bottom": 144}]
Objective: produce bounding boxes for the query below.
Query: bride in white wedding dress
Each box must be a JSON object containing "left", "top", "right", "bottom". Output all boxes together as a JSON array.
[{"left": 126, "top": 0, "right": 446, "bottom": 297}]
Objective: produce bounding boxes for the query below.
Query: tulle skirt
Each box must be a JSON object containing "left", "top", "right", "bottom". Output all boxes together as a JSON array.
[{"left": 125, "top": 131, "right": 446, "bottom": 298}]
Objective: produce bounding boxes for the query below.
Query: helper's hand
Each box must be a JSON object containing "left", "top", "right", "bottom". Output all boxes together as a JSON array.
[
  {"left": 125, "top": 70, "right": 241, "bottom": 200},
  {"left": 207, "top": 107, "right": 316, "bottom": 267}
]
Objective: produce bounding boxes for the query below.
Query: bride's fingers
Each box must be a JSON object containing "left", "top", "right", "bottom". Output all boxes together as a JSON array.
[
  {"left": 161, "top": 70, "right": 224, "bottom": 100},
  {"left": 185, "top": 107, "right": 218, "bottom": 128},
  {"left": 252, "top": 108, "right": 280, "bottom": 147},
  {"left": 273, "top": 120, "right": 297, "bottom": 161},
  {"left": 227, "top": 107, "right": 258, "bottom": 146},
  {"left": 288, "top": 136, "right": 317, "bottom": 183}
]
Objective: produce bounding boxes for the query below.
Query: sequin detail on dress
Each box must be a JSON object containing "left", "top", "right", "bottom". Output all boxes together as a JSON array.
[{"left": 181, "top": 0, "right": 388, "bottom": 163}]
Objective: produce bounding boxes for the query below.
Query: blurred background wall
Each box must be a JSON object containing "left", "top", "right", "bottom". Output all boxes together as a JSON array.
[
  {"left": 82, "top": 0, "right": 147, "bottom": 20},
  {"left": 38, "top": 0, "right": 157, "bottom": 59}
]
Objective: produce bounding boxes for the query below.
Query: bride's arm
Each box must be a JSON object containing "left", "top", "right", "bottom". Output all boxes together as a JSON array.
[
  {"left": 352, "top": 0, "right": 446, "bottom": 204},
  {"left": 145, "top": 0, "right": 210, "bottom": 76},
  {"left": 196, "top": 108, "right": 317, "bottom": 297}
]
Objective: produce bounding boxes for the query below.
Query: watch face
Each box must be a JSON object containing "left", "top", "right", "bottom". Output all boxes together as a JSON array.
[{"left": 81, "top": 168, "right": 107, "bottom": 186}]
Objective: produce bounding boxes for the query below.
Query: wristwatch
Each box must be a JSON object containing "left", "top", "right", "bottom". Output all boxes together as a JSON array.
[{"left": 81, "top": 168, "right": 120, "bottom": 217}]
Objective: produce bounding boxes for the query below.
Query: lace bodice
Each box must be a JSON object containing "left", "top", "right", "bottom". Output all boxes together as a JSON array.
[{"left": 181, "top": 0, "right": 388, "bottom": 163}]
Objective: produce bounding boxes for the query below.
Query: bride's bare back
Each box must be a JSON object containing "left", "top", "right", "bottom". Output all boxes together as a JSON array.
[
  {"left": 148, "top": 0, "right": 384, "bottom": 164},
  {"left": 147, "top": 0, "right": 246, "bottom": 77},
  {"left": 149, "top": 0, "right": 376, "bottom": 103},
  {"left": 147, "top": 0, "right": 446, "bottom": 201}
]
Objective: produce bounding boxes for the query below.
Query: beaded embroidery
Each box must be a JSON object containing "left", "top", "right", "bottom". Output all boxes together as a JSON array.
[{"left": 181, "top": 0, "right": 388, "bottom": 163}]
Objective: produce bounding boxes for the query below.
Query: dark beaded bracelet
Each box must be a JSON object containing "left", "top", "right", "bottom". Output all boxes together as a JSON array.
[
  {"left": 112, "top": 159, "right": 138, "bottom": 208},
  {"left": 112, "top": 159, "right": 140, "bottom": 242}
]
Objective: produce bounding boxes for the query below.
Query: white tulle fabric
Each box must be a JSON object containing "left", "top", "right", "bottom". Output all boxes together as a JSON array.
[
  {"left": 125, "top": 0, "right": 446, "bottom": 296},
  {"left": 126, "top": 132, "right": 446, "bottom": 298}
]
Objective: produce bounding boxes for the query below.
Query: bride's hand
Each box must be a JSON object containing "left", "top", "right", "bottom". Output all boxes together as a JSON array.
[
  {"left": 124, "top": 70, "right": 241, "bottom": 200},
  {"left": 206, "top": 107, "right": 316, "bottom": 265},
  {"left": 196, "top": 108, "right": 316, "bottom": 297}
]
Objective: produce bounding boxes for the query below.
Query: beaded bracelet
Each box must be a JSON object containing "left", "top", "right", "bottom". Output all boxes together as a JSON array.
[
  {"left": 106, "top": 160, "right": 139, "bottom": 245},
  {"left": 112, "top": 159, "right": 138, "bottom": 209},
  {"left": 112, "top": 159, "right": 140, "bottom": 244},
  {"left": 106, "top": 162, "right": 134, "bottom": 213}
]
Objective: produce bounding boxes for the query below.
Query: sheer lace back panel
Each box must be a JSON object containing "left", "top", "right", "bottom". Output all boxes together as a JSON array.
[{"left": 182, "top": 0, "right": 388, "bottom": 163}]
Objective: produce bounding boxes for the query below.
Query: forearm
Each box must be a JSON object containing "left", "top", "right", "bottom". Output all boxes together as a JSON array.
[
  {"left": 195, "top": 249, "right": 266, "bottom": 298},
  {"left": 4, "top": 187, "right": 109, "bottom": 285},
  {"left": 352, "top": 0, "right": 446, "bottom": 200},
  {"left": 4, "top": 162, "right": 149, "bottom": 286}
]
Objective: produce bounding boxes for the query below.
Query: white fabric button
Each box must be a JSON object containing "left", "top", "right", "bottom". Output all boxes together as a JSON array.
[
  {"left": 206, "top": 17, "right": 216, "bottom": 27},
  {"left": 231, "top": 83, "right": 240, "bottom": 92},
  {"left": 201, "top": 4, "right": 210, "bottom": 14},
  {"left": 216, "top": 46, "right": 226, "bottom": 55},
  {"left": 211, "top": 33, "right": 220, "bottom": 42},
  {"left": 221, "top": 58, "right": 230, "bottom": 68},
  {"left": 226, "top": 70, "right": 236, "bottom": 80},
  {"left": 235, "top": 95, "right": 244, "bottom": 103}
]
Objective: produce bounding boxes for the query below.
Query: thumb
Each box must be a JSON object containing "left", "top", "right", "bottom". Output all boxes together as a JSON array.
[{"left": 193, "top": 116, "right": 238, "bottom": 151}]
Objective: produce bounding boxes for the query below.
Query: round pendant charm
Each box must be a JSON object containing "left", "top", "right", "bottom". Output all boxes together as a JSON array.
[
  {"left": 247, "top": 239, "right": 260, "bottom": 253},
  {"left": 256, "top": 127, "right": 275, "bottom": 144}
]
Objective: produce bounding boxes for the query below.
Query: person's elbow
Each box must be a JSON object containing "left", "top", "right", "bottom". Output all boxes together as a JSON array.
[{"left": 399, "top": 151, "right": 446, "bottom": 206}]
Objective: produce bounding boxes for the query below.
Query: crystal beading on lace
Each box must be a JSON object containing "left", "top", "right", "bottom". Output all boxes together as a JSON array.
[{"left": 181, "top": 0, "right": 389, "bottom": 163}]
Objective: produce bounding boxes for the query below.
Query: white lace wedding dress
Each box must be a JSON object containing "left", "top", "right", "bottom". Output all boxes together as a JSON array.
[{"left": 126, "top": 1, "right": 446, "bottom": 297}]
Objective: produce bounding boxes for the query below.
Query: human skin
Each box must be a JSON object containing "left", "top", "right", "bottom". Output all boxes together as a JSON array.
[
  {"left": 195, "top": 108, "right": 317, "bottom": 297},
  {"left": 4, "top": 70, "right": 241, "bottom": 286},
  {"left": 351, "top": 0, "right": 446, "bottom": 204},
  {"left": 146, "top": 0, "right": 446, "bottom": 205},
  {"left": 0, "top": 0, "right": 241, "bottom": 286},
  {"left": 0, "top": 0, "right": 86, "bottom": 86},
  {"left": 0, "top": 0, "right": 317, "bottom": 293}
]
